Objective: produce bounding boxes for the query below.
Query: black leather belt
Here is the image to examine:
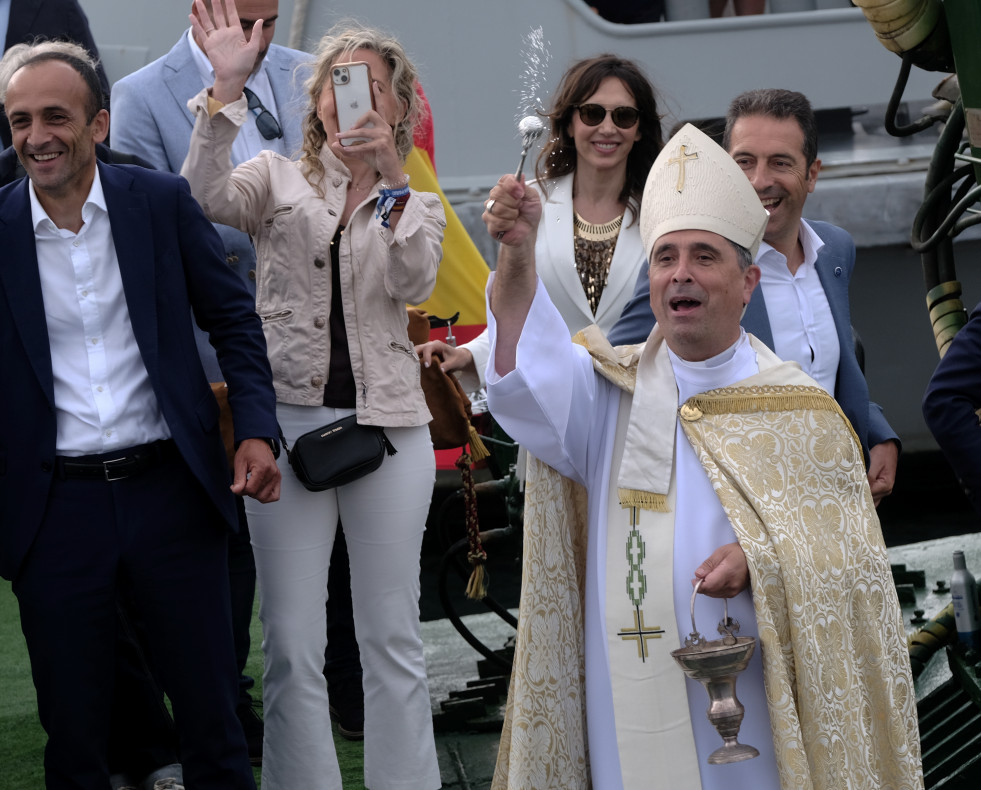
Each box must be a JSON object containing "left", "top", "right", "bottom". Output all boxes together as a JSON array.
[{"left": 55, "top": 440, "right": 178, "bottom": 482}]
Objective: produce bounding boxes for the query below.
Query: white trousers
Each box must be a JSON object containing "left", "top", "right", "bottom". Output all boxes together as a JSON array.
[{"left": 247, "top": 403, "right": 441, "bottom": 790}]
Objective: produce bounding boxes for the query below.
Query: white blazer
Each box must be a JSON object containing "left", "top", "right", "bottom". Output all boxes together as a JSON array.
[{"left": 464, "top": 173, "right": 645, "bottom": 388}]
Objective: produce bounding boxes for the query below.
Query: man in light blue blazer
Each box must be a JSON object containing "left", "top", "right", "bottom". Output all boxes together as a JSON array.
[
  {"left": 110, "top": 0, "right": 309, "bottom": 332},
  {"left": 610, "top": 89, "right": 900, "bottom": 505},
  {"left": 109, "top": 0, "right": 311, "bottom": 762}
]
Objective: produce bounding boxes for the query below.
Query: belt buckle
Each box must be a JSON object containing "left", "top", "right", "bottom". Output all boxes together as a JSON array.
[{"left": 103, "top": 457, "right": 131, "bottom": 482}]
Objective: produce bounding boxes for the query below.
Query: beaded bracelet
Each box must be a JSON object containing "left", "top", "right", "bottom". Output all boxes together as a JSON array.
[{"left": 379, "top": 174, "right": 409, "bottom": 191}]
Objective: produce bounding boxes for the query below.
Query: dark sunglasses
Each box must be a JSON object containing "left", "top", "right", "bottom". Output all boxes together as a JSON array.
[
  {"left": 243, "top": 87, "right": 283, "bottom": 140},
  {"left": 576, "top": 104, "right": 640, "bottom": 129}
]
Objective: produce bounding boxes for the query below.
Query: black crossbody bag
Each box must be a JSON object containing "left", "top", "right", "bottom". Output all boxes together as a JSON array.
[{"left": 279, "top": 415, "right": 397, "bottom": 492}]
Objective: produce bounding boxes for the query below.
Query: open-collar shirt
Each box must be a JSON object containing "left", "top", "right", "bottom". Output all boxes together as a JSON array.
[
  {"left": 31, "top": 166, "right": 170, "bottom": 455},
  {"left": 755, "top": 218, "right": 840, "bottom": 395}
]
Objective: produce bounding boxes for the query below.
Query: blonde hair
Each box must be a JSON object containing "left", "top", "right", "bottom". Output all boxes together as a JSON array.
[{"left": 300, "top": 22, "right": 419, "bottom": 192}]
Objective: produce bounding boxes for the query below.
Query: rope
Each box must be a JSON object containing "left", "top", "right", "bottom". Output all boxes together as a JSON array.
[{"left": 456, "top": 452, "right": 488, "bottom": 600}]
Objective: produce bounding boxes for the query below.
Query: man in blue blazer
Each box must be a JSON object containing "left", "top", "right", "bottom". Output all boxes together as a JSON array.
[
  {"left": 0, "top": 47, "right": 280, "bottom": 788},
  {"left": 109, "top": 0, "right": 314, "bottom": 755},
  {"left": 110, "top": 0, "right": 308, "bottom": 326},
  {"left": 923, "top": 302, "right": 981, "bottom": 516},
  {"left": 610, "top": 89, "right": 900, "bottom": 505}
]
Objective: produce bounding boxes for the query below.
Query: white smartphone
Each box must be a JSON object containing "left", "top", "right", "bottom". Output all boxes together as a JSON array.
[{"left": 331, "top": 61, "right": 375, "bottom": 146}]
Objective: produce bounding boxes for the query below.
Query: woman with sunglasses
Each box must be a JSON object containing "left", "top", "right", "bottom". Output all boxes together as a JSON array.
[
  {"left": 418, "top": 54, "right": 664, "bottom": 386},
  {"left": 180, "top": 2, "right": 444, "bottom": 789}
]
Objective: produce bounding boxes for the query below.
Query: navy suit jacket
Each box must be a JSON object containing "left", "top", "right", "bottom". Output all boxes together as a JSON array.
[
  {"left": 923, "top": 300, "right": 981, "bottom": 515},
  {"left": 110, "top": 36, "right": 309, "bottom": 379},
  {"left": 608, "top": 220, "right": 898, "bottom": 463},
  {"left": 0, "top": 161, "right": 278, "bottom": 580}
]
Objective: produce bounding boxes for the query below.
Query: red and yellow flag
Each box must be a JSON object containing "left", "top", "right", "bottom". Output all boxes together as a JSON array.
[{"left": 405, "top": 147, "right": 489, "bottom": 345}]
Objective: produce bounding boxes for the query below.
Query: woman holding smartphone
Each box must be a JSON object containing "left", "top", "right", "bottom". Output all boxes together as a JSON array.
[
  {"left": 181, "top": 2, "right": 443, "bottom": 788},
  {"left": 418, "top": 54, "right": 664, "bottom": 382}
]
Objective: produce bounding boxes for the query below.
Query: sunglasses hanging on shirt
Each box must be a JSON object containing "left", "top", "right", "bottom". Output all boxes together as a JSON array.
[
  {"left": 243, "top": 87, "right": 283, "bottom": 140},
  {"left": 575, "top": 104, "right": 640, "bottom": 129}
]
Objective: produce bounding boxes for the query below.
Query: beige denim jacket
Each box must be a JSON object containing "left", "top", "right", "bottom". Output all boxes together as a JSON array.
[{"left": 183, "top": 88, "right": 445, "bottom": 427}]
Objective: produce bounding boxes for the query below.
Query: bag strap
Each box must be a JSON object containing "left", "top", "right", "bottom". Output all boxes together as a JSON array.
[{"left": 278, "top": 425, "right": 292, "bottom": 462}]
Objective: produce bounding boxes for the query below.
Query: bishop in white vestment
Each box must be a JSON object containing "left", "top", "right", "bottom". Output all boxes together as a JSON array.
[{"left": 481, "top": 125, "right": 923, "bottom": 790}]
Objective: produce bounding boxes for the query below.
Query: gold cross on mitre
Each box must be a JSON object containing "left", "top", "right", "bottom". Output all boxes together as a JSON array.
[{"left": 668, "top": 143, "right": 698, "bottom": 193}]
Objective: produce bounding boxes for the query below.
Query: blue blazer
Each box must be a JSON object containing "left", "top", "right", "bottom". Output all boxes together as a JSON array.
[
  {"left": 608, "top": 220, "right": 898, "bottom": 462},
  {"left": 0, "top": 162, "right": 278, "bottom": 580},
  {"left": 923, "top": 300, "right": 981, "bottom": 515},
  {"left": 110, "top": 35, "right": 310, "bottom": 378}
]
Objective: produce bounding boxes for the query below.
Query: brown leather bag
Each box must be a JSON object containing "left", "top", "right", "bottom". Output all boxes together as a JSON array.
[
  {"left": 406, "top": 308, "right": 474, "bottom": 450},
  {"left": 407, "top": 308, "right": 490, "bottom": 599}
]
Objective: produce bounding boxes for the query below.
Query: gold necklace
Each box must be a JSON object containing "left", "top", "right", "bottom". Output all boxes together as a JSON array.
[
  {"left": 348, "top": 174, "right": 378, "bottom": 193},
  {"left": 573, "top": 212, "right": 624, "bottom": 242},
  {"left": 573, "top": 212, "right": 623, "bottom": 315}
]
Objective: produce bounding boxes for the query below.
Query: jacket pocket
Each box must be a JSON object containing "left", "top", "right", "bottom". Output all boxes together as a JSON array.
[
  {"left": 261, "top": 308, "right": 294, "bottom": 324},
  {"left": 263, "top": 204, "right": 295, "bottom": 226},
  {"left": 389, "top": 340, "right": 418, "bottom": 360}
]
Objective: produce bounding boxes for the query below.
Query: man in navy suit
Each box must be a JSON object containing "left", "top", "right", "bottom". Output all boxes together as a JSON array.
[
  {"left": 923, "top": 304, "right": 981, "bottom": 516},
  {"left": 610, "top": 88, "right": 900, "bottom": 505},
  {"left": 0, "top": 46, "right": 280, "bottom": 789}
]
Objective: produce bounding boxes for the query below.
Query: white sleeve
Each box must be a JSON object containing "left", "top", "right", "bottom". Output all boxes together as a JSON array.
[
  {"left": 456, "top": 328, "right": 490, "bottom": 392},
  {"left": 486, "top": 275, "right": 606, "bottom": 485}
]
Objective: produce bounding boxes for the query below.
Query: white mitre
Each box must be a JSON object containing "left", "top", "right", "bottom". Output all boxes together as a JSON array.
[{"left": 640, "top": 122, "right": 768, "bottom": 260}]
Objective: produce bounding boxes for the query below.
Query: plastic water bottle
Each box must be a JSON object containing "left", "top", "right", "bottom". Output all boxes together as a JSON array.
[{"left": 951, "top": 550, "right": 981, "bottom": 652}]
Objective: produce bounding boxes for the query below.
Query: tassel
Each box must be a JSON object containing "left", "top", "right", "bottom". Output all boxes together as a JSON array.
[
  {"left": 467, "top": 424, "right": 489, "bottom": 462},
  {"left": 465, "top": 562, "right": 488, "bottom": 600},
  {"left": 380, "top": 430, "right": 398, "bottom": 456}
]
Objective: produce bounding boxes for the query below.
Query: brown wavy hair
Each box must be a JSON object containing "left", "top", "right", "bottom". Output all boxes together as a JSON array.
[
  {"left": 535, "top": 54, "right": 664, "bottom": 218},
  {"left": 300, "top": 22, "right": 419, "bottom": 193}
]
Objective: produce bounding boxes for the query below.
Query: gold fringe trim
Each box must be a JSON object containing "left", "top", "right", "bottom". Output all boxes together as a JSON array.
[
  {"left": 618, "top": 488, "right": 669, "bottom": 512},
  {"left": 684, "top": 385, "right": 862, "bottom": 464},
  {"left": 468, "top": 424, "right": 489, "bottom": 462},
  {"left": 685, "top": 385, "right": 834, "bottom": 415},
  {"left": 465, "top": 564, "right": 488, "bottom": 600}
]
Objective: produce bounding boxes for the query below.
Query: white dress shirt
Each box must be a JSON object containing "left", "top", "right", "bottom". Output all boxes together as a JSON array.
[
  {"left": 187, "top": 28, "right": 286, "bottom": 164},
  {"left": 755, "top": 218, "right": 840, "bottom": 395},
  {"left": 32, "top": 168, "right": 171, "bottom": 455}
]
